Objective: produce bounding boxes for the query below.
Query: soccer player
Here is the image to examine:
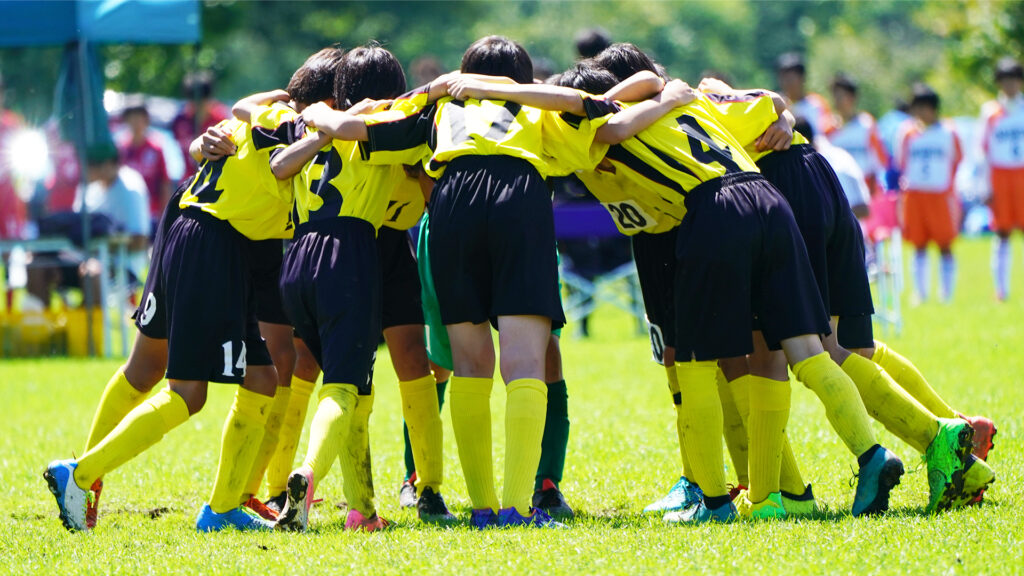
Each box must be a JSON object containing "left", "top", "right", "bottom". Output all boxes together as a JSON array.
[
  {"left": 118, "top": 102, "right": 172, "bottom": 225},
  {"left": 828, "top": 73, "right": 890, "bottom": 199},
  {"left": 776, "top": 52, "right": 835, "bottom": 138},
  {"left": 981, "top": 57, "right": 1024, "bottom": 301},
  {"left": 897, "top": 84, "right": 963, "bottom": 303}
]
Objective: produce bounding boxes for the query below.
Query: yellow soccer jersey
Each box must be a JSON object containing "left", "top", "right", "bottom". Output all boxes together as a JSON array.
[
  {"left": 382, "top": 173, "right": 426, "bottom": 231},
  {"left": 179, "top": 112, "right": 295, "bottom": 241},
  {"left": 577, "top": 168, "right": 683, "bottom": 235},
  {"left": 361, "top": 91, "right": 611, "bottom": 179},
  {"left": 583, "top": 94, "right": 776, "bottom": 208}
]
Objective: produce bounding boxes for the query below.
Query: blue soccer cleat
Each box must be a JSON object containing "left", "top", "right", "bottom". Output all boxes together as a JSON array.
[
  {"left": 196, "top": 504, "right": 273, "bottom": 532},
  {"left": 470, "top": 508, "right": 498, "bottom": 530},
  {"left": 43, "top": 459, "right": 91, "bottom": 532},
  {"left": 497, "top": 507, "right": 566, "bottom": 528},
  {"left": 644, "top": 476, "right": 704, "bottom": 513},
  {"left": 663, "top": 499, "right": 737, "bottom": 524},
  {"left": 852, "top": 446, "right": 905, "bottom": 517}
]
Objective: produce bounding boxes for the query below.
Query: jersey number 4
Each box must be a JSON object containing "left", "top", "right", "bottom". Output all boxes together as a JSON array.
[{"left": 675, "top": 115, "right": 741, "bottom": 173}]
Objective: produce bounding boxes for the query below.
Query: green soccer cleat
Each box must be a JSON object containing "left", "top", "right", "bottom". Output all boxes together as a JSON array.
[
  {"left": 781, "top": 484, "right": 818, "bottom": 517},
  {"left": 951, "top": 455, "right": 996, "bottom": 508},
  {"left": 736, "top": 491, "right": 787, "bottom": 520},
  {"left": 924, "top": 418, "right": 974, "bottom": 514}
]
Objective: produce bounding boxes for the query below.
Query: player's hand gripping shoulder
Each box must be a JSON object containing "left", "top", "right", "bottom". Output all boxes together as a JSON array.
[
  {"left": 755, "top": 110, "right": 795, "bottom": 152},
  {"left": 189, "top": 124, "right": 236, "bottom": 163},
  {"left": 347, "top": 98, "right": 394, "bottom": 116},
  {"left": 697, "top": 76, "right": 734, "bottom": 94},
  {"left": 231, "top": 89, "right": 291, "bottom": 124}
]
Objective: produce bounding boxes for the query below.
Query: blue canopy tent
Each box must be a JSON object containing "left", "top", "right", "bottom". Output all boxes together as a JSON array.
[{"left": 0, "top": 0, "right": 200, "bottom": 355}]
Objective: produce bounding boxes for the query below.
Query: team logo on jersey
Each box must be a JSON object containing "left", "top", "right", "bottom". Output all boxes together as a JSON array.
[{"left": 139, "top": 292, "right": 157, "bottom": 326}]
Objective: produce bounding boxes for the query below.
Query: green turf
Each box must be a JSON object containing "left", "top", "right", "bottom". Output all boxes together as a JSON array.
[{"left": 2, "top": 236, "right": 1022, "bottom": 574}]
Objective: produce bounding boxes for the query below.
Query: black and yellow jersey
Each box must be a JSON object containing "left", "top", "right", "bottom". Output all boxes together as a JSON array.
[
  {"left": 577, "top": 168, "right": 683, "bottom": 235},
  {"left": 381, "top": 173, "right": 426, "bottom": 231},
  {"left": 747, "top": 131, "right": 810, "bottom": 163},
  {"left": 178, "top": 108, "right": 296, "bottom": 241},
  {"left": 697, "top": 90, "right": 808, "bottom": 162},
  {"left": 582, "top": 92, "right": 777, "bottom": 209},
  {"left": 360, "top": 87, "right": 610, "bottom": 179}
]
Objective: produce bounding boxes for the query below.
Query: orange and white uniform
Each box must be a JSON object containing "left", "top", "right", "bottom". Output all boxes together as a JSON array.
[
  {"left": 896, "top": 120, "right": 963, "bottom": 249},
  {"left": 791, "top": 92, "right": 836, "bottom": 137},
  {"left": 829, "top": 111, "right": 889, "bottom": 193},
  {"left": 981, "top": 94, "right": 1024, "bottom": 232}
]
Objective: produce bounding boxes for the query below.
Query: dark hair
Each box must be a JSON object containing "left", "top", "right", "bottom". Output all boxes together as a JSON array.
[
  {"left": 594, "top": 43, "right": 661, "bottom": 82},
  {"left": 182, "top": 70, "right": 215, "bottom": 99},
  {"left": 334, "top": 43, "right": 407, "bottom": 110},
  {"left": 910, "top": 83, "right": 939, "bottom": 110},
  {"left": 86, "top": 142, "right": 119, "bottom": 167},
  {"left": 776, "top": 52, "right": 805, "bottom": 75},
  {"left": 287, "top": 46, "right": 345, "bottom": 105},
  {"left": 793, "top": 116, "right": 814, "bottom": 142},
  {"left": 557, "top": 61, "right": 618, "bottom": 95},
  {"left": 995, "top": 57, "right": 1024, "bottom": 81},
  {"left": 461, "top": 35, "right": 533, "bottom": 85},
  {"left": 830, "top": 73, "right": 858, "bottom": 96},
  {"left": 574, "top": 27, "right": 612, "bottom": 59}
]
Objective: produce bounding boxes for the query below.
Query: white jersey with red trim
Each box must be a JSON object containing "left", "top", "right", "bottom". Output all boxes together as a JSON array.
[
  {"left": 829, "top": 111, "right": 889, "bottom": 176},
  {"left": 896, "top": 120, "right": 962, "bottom": 193},
  {"left": 981, "top": 94, "right": 1024, "bottom": 169}
]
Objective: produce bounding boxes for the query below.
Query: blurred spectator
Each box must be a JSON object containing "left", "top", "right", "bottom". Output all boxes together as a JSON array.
[
  {"left": 828, "top": 73, "right": 889, "bottom": 195},
  {"left": 42, "top": 120, "right": 81, "bottom": 214},
  {"left": 171, "top": 71, "right": 229, "bottom": 178},
  {"left": 410, "top": 55, "right": 444, "bottom": 87},
  {"left": 118, "top": 102, "right": 171, "bottom": 224},
  {"left": 776, "top": 52, "right": 835, "bottom": 137},
  {"left": 533, "top": 57, "right": 556, "bottom": 81},
  {"left": 575, "top": 28, "right": 612, "bottom": 59},
  {"left": 0, "top": 72, "right": 27, "bottom": 240},
  {"left": 796, "top": 116, "right": 870, "bottom": 220}
]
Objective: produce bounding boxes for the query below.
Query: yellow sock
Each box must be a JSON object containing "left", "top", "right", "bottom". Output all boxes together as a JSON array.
[
  {"left": 666, "top": 366, "right": 693, "bottom": 478},
  {"left": 399, "top": 374, "right": 444, "bottom": 495},
  {"left": 302, "top": 383, "right": 358, "bottom": 483},
  {"left": 84, "top": 367, "right": 148, "bottom": 451},
  {"left": 74, "top": 388, "right": 189, "bottom": 490},
  {"left": 718, "top": 370, "right": 749, "bottom": 487},
  {"left": 209, "top": 388, "right": 273, "bottom": 513},
  {"left": 792, "top": 352, "right": 876, "bottom": 457},
  {"left": 873, "top": 340, "right": 957, "bottom": 419},
  {"left": 729, "top": 375, "right": 805, "bottom": 494},
  {"left": 841, "top": 353, "right": 938, "bottom": 454},
  {"left": 450, "top": 376, "right": 499, "bottom": 512},
  {"left": 243, "top": 387, "right": 291, "bottom": 498},
  {"left": 340, "top": 390, "right": 376, "bottom": 517},
  {"left": 267, "top": 375, "right": 316, "bottom": 496},
  {"left": 747, "top": 377, "right": 790, "bottom": 502},
  {"left": 502, "top": 378, "right": 547, "bottom": 515},
  {"left": 676, "top": 361, "right": 727, "bottom": 498}
]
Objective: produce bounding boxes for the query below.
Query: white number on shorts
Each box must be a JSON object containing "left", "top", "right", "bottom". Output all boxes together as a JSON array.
[
  {"left": 649, "top": 321, "right": 665, "bottom": 365},
  {"left": 221, "top": 341, "right": 248, "bottom": 378}
]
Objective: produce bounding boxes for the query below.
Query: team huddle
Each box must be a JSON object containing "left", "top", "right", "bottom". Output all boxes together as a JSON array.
[{"left": 43, "top": 35, "right": 997, "bottom": 532}]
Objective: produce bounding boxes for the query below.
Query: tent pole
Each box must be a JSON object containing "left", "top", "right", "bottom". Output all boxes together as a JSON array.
[{"left": 75, "top": 39, "right": 96, "bottom": 356}]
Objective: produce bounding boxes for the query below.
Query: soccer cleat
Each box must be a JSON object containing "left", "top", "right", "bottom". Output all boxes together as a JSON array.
[
  {"left": 643, "top": 476, "right": 704, "bottom": 512},
  {"left": 532, "top": 479, "right": 575, "bottom": 519},
  {"left": 951, "top": 455, "right": 996, "bottom": 508},
  {"left": 781, "top": 484, "right": 818, "bottom": 517},
  {"left": 86, "top": 479, "right": 103, "bottom": 529},
  {"left": 851, "top": 447, "right": 904, "bottom": 517},
  {"left": 736, "top": 491, "right": 787, "bottom": 520},
  {"left": 264, "top": 490, "right": 287, "bottom": 515},
  {"left": 728, "top": 484, "right": 747, "bottom": 502},
  {"left": 959, "top": 414, "right": 997, "bottom": 461},
  {"left": 470, "top": 508, "right": 498, "bottom": 530},
  {"left": 275, "top": 465, "right": 314, "bottom": 531},
  {"left": 924, "top": 418, "right": 974, "bottom": 514},
  {"left": 416, "top": 486, "right": 456, "bottom": 523},
  {"left": 663, "top": 500, "right": 737, "bottom": 524},
  {"left": 344, "top": 509, "right": 391, "bottom": 532},
  {"left": 243, "top": 496, "right": 279, "bottom": 521},
  {"left": 196, "top": 504, "right": 273, "bottom": 532},
  {"left": 496, "top": 507, "right": 565, "bottom": 528},
  {"left": 399, "top": 476, "right": 418, "bottom": 509},
  {"left": 43, "top": 459, "right": 91, "bottom": 532}
]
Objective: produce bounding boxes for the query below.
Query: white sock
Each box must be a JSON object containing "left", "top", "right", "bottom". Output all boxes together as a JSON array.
[
  {"left": 940, "top": 252, "right": 955, "bottom": 302},
  {"left": 914, "top": 250, "right": 929, "bottom": 302},
  {"left": 992, "top": 237, "right": 1010, "bottom": 299}
]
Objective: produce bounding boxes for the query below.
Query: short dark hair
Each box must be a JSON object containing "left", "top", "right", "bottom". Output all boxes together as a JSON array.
[
  {"left": 995, "top": 57, "right": 1024, "bottom": 81},
  {"left": 461, "top": 35, "right": 533, "bottom": 85},
  {"left": 182, "top": 70, "right": 215, "bottom": 99},
  {"left": 830, "top": 73, "right": 858, "bottom": 96},
  {"left": 594, "top": 43, "right": 661, "bottom": 83},
  {"left": 557, "top": 61, "right": 618, "bottom": 95},
  {"left": 121, "top": 104, "right": 149, "bottom": 121},
  {"left": 776, "top": 52, "right": 805, "bottom": 75},
  {"left": 793, "top": 116, "right": 814, "bottom": 142},
  {"left": 287, "top": 46, "right": 345, "bottom": 105},
  {"left": 574, "top": 27, "right": 612, "bottom": 59},
  {"left": 86, "top": 142, "right": 119, "bottom": 167},
  {"left": 334, "top": 43, "right": 407, "bottom": 109},
  {"left": 910, "top": 83, "right": 939, "bottom": 110}
]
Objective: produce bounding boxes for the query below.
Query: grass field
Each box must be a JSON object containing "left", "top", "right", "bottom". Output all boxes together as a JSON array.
[{"left": 2, "top": 236, "right": 1022, "bottom": 575}]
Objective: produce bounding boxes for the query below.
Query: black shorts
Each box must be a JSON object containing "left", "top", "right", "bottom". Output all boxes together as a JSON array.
[
  {"left": 280, "top": 218, "right": 379, "bottom": 395},
  {"left": 631, "top": 229, "right": 678, "bottom": 364},
  {"left": 837, "top": 314, "right": 875, "bottom": 350},
  {"left": 428, "top": 155, "right": 564, "bottom": 329},
  {"left": 158, "top": 209, "right": 271, "bottom": 384},
  {"left": 134, "top": 180, "right": 186, "bottom": 339},
  {"left": 377, "top": 226, "right": 424, "bottom": 329},
  {"left": 757, "top": 145, "right": 875, "bottom": 321},
  {"left": 674, "top": 172, "right": 830, "bottom": 361},
  {"left": 247, "top": 239, "right": 289, "bottom": 326}
]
